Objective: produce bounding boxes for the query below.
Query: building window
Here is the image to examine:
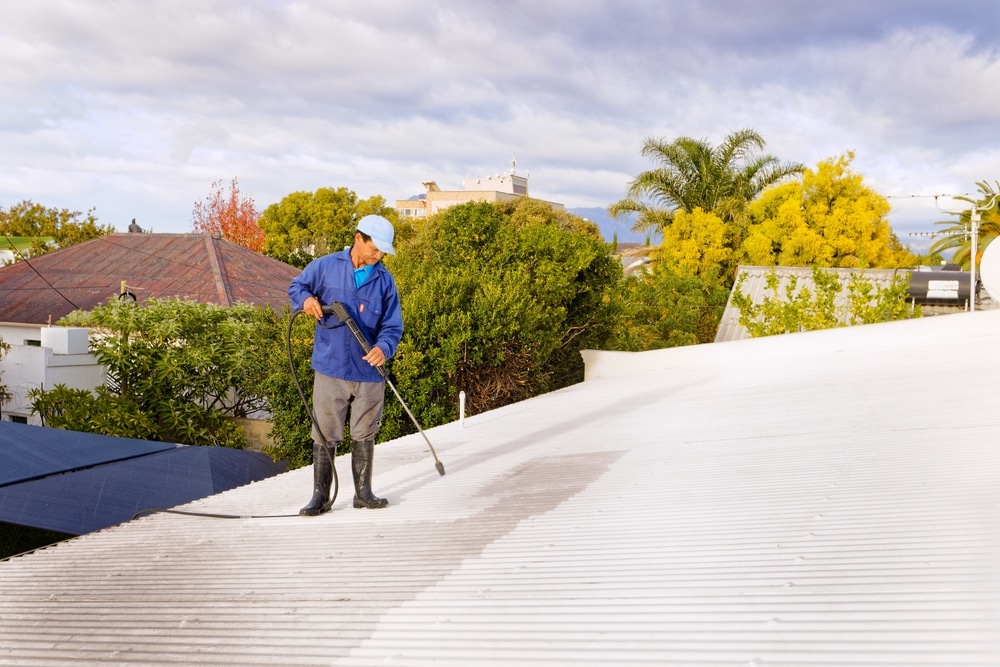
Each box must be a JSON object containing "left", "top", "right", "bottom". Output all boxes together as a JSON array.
[
  {"left": 9, "top": 415, "right": 28, "bottom": 424},
  {"left": 24, "top": 339, "right": 41, "bottom": 347}
]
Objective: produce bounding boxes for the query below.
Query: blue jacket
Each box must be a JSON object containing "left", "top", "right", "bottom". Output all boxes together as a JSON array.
[{"left": 288, "top": 248, "right": 404, "bottom": 382}]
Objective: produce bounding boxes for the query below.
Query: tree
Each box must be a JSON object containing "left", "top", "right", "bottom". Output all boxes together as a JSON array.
[
  {"left": 0, "top": 200, "right": 114, "bottom": 258},
  {"left": 609, "top": 128, "right": 804, "bottom": 237},
  {"left": 656, "top": 207, "right": 738, "bottom": 280},
  {"left": 0, "top": 335, "right": 11, "bottom": 411},
  {"left": 379, "top": 198, "right": 621, "bottom": 438},
  {"left": 192, "top": 178, "right": 265, "bottom": 252},
  {"left": 929, "top": 180, "right": 1000, "bottom": 270},
  {"left": 741, "top": 153, "right": 917, "bottom": 270},
  {"left": 730, "top": 266, "right": 918, "bottom": 337},
  {"left": 259, "top": 187, "right": 399, "bottom": 268},
  {"left": 608, "top": 264, "right": 731, "bottom": 350},
  {"left": 29, "top": 298, "right": 275, "bottom": 448}
]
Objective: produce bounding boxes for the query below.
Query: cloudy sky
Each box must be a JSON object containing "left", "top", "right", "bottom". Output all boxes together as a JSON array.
[{"left": 1, "top": 1, "right": 998, "bottom": 248}]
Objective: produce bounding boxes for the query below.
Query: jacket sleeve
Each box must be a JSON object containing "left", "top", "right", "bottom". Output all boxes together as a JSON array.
[{"left": 288, "top": 263, "right": 318, "bottom": 311}]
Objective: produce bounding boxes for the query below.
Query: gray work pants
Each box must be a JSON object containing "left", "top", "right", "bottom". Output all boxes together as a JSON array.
[{"left": 311, "top": 372, "right": 385, "bottom": 444}]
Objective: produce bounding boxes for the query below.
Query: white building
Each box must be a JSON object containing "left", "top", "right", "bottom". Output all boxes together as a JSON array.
[
  {"left": 0, "top": 324, "right": 104, "bottom": 424},
  {"left": 396, "top": 161, "right": 564, "bottom": 219}
]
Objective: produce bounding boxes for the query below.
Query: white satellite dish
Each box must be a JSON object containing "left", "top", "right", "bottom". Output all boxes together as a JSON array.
[{"left": 979, "top": 238, "right": 1000, "bottom": 302}]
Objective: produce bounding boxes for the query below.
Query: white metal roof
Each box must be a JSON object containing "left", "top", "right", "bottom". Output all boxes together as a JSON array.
[{"left": 3, "top": 309, "right": 1000, "bottom": 665}]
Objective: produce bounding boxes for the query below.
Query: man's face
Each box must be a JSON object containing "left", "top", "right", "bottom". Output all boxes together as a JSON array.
[{"left": 355, "top": 233, "right": 385, "bottom": 266}]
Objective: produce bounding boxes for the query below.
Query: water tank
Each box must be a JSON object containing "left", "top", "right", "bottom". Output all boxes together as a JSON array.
[{"left": 907, "top": 269, "right": 977, "bottom": 304}]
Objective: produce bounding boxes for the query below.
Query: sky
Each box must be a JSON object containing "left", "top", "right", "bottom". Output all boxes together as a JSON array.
[{"left": 1, "top": 1, "right": 998, "bottom": 251}]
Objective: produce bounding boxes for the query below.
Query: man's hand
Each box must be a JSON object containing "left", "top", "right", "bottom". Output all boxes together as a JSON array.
[
  {"left": 303, "top": 296, "right": 324, "bottom": 320},
  {"left": 363, "top": 346, "right": 386, "bottom": 367}
]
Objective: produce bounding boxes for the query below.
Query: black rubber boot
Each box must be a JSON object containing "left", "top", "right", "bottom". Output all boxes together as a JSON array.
[
  {"left": 299, "top": 441, "right": 334, "bottom": 516},
  {"left": 352, "top": 438, "right": 388, "bottom": 509}
]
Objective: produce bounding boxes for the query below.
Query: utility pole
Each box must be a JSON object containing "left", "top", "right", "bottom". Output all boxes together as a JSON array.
[{"left": 969, "top": 193, "right": 1000, "bottom": 312}]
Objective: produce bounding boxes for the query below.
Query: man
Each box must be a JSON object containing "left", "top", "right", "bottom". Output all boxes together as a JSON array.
[{"left": 288, "top": 215, "right": 403, "bottom": 515}]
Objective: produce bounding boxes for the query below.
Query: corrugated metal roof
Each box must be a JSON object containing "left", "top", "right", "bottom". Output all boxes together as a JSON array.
[
  {"left": 715, "top": 265, "right": 910, "bottom": 342},
  {"left": 0, "top": 233, "right": 300, "bottom": 324},
  {"left": 2, "top": 309, "right": 1000, "bottom": 665}
]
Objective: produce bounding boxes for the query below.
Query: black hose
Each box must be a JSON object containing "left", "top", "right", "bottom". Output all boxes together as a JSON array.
[
  {"left": 287, "top": 308, "right": 339, "bottom": 513},
  {"left": 128, "top": 309, "right": 339, "bottom": 522}
]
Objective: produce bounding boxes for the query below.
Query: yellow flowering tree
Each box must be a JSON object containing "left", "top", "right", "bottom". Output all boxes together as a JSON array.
[
  {"left": 742, "top": 152, "right": 916, "bottom": 269},
  {"left": 658, "top": 208, "right": 735, "bottom": 279}
]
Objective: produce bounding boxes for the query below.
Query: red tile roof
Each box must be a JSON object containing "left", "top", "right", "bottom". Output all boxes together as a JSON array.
[{"left": 0, "top": 233, "right": 301, "bottom": 324}]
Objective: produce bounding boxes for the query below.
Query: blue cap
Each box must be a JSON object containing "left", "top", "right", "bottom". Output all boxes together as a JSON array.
[{"left": 357, "top": 215, "right": 396, "bottom": 255}]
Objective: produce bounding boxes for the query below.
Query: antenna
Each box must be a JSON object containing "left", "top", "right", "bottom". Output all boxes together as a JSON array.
[{"left": 936, "top": 193, "right": 1000, "bottom": 312}]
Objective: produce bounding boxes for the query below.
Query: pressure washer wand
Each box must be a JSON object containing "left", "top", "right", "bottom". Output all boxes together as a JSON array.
[{"left": 325, "top": 302, "right": 445, "bottom": 476}]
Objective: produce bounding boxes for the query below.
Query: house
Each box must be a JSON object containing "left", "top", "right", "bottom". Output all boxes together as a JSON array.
[
  {"left": 0, "top": 233, "right": 301, "bottom": 423},
  {"left": 2, "top": 308, "right": 999, "bottom": 664},
  {"left": 395, "top": 161, "right": 564, "bottom": 219},
  {"left": 0, "top": 324, "right": 104, "bottom": 424},
  {"left": 615, "top": 242, "right": 655, "bottom": 277},
  {"left": 0, "top": 232, "right": 300, "bottom": 325}
]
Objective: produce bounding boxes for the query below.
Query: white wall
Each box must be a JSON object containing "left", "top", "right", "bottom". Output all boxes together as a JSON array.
[
  {"left": 0, "top": 323, "right": 45, "bottom": 347},
  {"left": 0, "top": 325, "right": 104, "bottom": 425}
]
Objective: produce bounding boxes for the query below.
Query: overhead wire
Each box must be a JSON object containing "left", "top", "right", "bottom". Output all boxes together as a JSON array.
[
  {"left": 0, "top": 231, "right": 316, "bottom": 521},
  {"left": 0, "top": 233, "right": 298, "bottom": 308},
  {"left": 1, "top": 233, "right": 81, "bottom": 310}
]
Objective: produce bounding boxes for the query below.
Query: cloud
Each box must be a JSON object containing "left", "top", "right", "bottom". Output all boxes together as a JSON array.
[{"left": 0, "top": 1, "right": 997, "bottom": 236}]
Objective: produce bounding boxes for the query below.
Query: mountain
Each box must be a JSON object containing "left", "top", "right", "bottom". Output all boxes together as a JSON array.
[{"left": 568, "top": 207, "right": 659, "bottom": 245}]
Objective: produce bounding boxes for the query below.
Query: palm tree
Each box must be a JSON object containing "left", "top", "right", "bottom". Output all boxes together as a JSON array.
[
  {"left": 610, "top": 128, "right": 804, "bottom": 238},
  {"left": 929, "top": 181, "right": 1000, "bottom": 270}
]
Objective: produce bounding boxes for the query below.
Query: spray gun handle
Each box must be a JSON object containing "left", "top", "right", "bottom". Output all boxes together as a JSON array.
[
  {"left": 326, "top": 301, "right": 388, "bottom": 379},
  {"left": 320, "top": 303, "right": 342, "bottom": 317}
]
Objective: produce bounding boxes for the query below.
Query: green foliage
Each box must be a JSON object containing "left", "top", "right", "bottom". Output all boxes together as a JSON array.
[
  {"left": 0, "top": 200, "right": 114, "bottom": 257},
  {"left": 731, "top": 268, "right": 840, "bottom": 337},
  {"left": 30, "top": 298, "right": 276, "bottom": 448},
  {"left": 731, "top": 266, "right": 919, "bottom": 338},
  {"left": 610, "top": 128, "right": 803, "bottom": 237},
  {"left": 844, "top": 272, "right": 917, "bottom": 325},
  {"left": 608, "top": 264, "right": 730, "bottom": 350},
  {"left": 0, "top": 336, "right": 10, "bottom": 407},
  {"left": 381, "top": 198, "right": 621, "bottom": 436},
  {"left": 256, "top": 309, "right": 327, "bottom": 469},
  {"left": 27, "top": 296, "right": 363, "bottom": 469},
  {"left": 910, "top": 249, "right": 947, "bottom": 268},
  {"left": 260, "top": 187, "right": 400, "bottom": 268}
]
